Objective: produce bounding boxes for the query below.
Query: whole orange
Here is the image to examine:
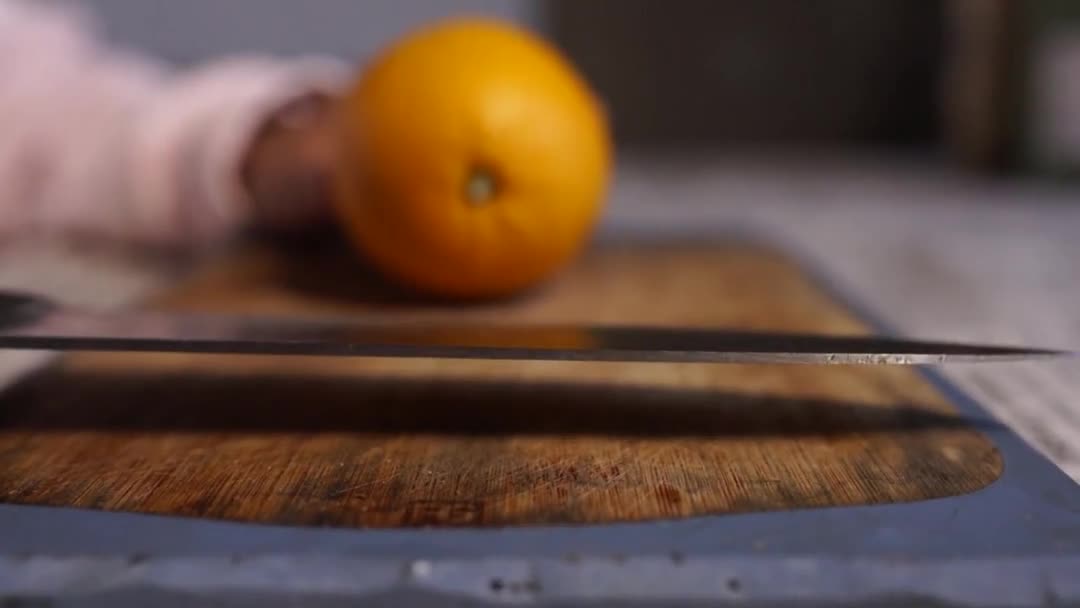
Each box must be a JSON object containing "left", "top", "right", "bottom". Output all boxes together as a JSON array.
[{"left": 334, "top": 18, "right": 612, "bottom": 298}]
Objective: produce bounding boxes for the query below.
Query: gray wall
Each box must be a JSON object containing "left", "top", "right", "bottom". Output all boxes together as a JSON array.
[{"left": 78, "top": 0, "right": 540, "bottom": 65}]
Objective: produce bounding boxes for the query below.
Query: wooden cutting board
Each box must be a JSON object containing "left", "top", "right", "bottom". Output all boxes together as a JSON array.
[{"left": 0, "top": 239, "right": 1001, "bottom": 527}]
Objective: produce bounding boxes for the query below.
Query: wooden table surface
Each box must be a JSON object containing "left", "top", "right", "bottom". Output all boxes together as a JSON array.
[{"left": 0, "top": 239, "right": 1001, "bottom": 527}]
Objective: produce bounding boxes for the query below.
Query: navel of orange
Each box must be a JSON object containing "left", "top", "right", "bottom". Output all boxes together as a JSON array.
[{"left": 334, "top": 18, "right": 613, "bottom": 299}]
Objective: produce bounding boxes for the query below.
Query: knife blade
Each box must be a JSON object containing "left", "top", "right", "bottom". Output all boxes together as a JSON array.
[{"left": 0, "top": 290, "right": 1070, "bottom": 365}]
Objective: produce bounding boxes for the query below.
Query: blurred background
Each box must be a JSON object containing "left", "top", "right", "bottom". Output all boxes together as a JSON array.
[{"left": 80, "top": 0, "right": 1080, "bottom": 177}]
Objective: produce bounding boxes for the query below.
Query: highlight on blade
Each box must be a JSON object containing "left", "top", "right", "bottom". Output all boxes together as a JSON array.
[{"left": 0, "top": 308, "right": 1072, "bottom": 365}]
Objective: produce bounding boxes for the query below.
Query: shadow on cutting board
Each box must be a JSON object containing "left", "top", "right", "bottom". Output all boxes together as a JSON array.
[
  {"left": 0, "top": 368, "right": 993, "bottom": 437},
  {"left": 0, "top": 367, "right": 1004, "bottom": 527}
]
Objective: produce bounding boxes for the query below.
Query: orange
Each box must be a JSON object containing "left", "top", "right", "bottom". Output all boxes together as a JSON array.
[{"left": 333, "top": 18, "right": 612, "bottom": 299}]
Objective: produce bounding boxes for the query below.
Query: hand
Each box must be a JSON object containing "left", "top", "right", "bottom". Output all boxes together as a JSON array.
[{"left": 241, "top": 92, "right": 341, "bottom": 236}]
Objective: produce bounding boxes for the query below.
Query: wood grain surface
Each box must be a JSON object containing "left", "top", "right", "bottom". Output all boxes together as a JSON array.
[{"left": 0, "top": 240, "right": 1003, "bottom": 527}]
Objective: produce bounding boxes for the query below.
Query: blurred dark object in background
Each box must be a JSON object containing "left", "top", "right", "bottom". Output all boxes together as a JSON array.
[
  {"left": 548, "top": 0, "right": 1080, "bottom": 180},
  {"left": 942, "top": 0, "right": 1080, "bottom": 177},
  {"left": 547, "top": 0, "right": 944, "bottom": 151},
  {"left": 1012, "top": 0, "right": 1080, "bottom": 178},
  {"left": 942, "top": 0, "right": 1021, "bottom": 172}
]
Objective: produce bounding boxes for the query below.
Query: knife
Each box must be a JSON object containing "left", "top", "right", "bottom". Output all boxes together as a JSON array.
[{"left": 0, "top": 290, "right": 1070, "bottom": 365}]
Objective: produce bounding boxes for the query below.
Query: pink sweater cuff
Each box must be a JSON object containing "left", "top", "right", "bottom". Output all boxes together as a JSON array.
[{"left": 127, "top": 56, "right": 350, "bottom": 246}]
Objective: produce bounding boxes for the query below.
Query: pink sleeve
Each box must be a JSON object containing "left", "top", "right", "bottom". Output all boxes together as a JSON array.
[{"left": 0, "top": 0, "right": 349, "bottom": 247}]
